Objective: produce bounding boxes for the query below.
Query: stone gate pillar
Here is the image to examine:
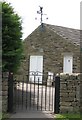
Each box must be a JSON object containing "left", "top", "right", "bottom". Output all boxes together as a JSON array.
[
  {"left": 2, "top": 72, "right": 9, "bottom": 113},
  {"left": 60, "top": 74, "right": 80, "bottom": 113}
]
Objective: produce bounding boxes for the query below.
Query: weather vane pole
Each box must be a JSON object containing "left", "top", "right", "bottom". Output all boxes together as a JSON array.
[
  {"left": 36, "top": 6, "right": 48, "bottom": 28},
  {"left": 40, "top": 6, "right": 43, "bottom": 25}
]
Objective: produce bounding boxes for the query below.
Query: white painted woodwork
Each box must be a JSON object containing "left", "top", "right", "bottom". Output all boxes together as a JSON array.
[
  {"left": 29, "top": 56, "right": 43, "bottom": 83},
  {"left": 63, "top": 55, "right": 73, "bottom": 74}
]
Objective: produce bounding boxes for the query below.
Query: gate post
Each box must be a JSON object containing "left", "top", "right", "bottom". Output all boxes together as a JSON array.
[
  {"left": 54, "top": 75, "right": 60, "bottom": 114},
  {"left": 8, "top": 72, "right": 13, "bottom": 112}
]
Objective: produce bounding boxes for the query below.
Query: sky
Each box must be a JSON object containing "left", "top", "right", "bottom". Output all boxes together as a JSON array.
[{"left": 5, "top": 0, "right": 81, "bottom": 39}]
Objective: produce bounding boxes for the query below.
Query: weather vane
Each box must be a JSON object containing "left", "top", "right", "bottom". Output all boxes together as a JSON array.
[{"left": 35, "top": 6, "right": 48, "bottom": 28}]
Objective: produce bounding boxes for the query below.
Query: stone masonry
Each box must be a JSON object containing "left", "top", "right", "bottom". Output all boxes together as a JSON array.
[
  {"left": 0, "top": 74, "right": 2, "bottom": 117},
  {"left": 2, "top": 72, "right": 8, "bottom": 113},
  {"left": 60, "top": 74, "right": 80, "bottom": 113}
]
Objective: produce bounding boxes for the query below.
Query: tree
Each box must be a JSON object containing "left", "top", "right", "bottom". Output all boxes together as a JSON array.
[{"left": 2, "top": 2, "right": 23, "bottom": 73}]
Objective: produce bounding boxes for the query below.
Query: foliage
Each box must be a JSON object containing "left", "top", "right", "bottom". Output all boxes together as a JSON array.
[
  {"left": 2, "top": 1, "right": 23, "bottom": 73},
  {"left": 0, "top": 113, "right": 10, "bottom": 120}
]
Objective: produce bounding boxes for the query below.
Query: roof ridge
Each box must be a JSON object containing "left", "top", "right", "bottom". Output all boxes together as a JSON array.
[
  {"left": 44, "top": 23, "right": 80, "bottom": 46},
  {"left": 44, "top": 23, "right": 80, "bottom": 31}
]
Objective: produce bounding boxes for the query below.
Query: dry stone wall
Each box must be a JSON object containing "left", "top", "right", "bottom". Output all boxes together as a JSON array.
[
  {"left": 0, "top": 75, "right": 2, "bottom": 116},
  {"left": 2, "top": 72, "right": 8, "bottom": 112},
  {"left": 60, "top": 74, "right": 80, "bottom": 113}
]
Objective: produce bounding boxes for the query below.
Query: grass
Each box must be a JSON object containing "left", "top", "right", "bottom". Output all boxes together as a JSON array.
[{"left": 55, "top": 113, "right": 81, "bottom": 119}]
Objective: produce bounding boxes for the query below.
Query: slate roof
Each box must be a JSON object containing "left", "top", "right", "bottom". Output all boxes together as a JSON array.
[{"left": 44, "top": 24, "right": 80, "bottom": 46}]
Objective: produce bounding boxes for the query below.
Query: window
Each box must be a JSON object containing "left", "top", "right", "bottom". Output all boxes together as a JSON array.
[{"left": 63, "top": 55, "right": 73, "bottom": 74}]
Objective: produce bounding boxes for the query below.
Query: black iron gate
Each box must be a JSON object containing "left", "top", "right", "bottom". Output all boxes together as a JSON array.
[{"left": 13, "top": 72, "right": 55, "bottom": 112}]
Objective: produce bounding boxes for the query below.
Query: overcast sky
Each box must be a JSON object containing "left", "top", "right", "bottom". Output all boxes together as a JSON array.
[{"left": 5, "top": 0, "right": 81, "bottom": 39}]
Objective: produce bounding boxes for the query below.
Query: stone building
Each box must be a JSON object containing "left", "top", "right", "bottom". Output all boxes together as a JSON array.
[{"left": 20, "top": 24, "right": 80, "bottom": 83}]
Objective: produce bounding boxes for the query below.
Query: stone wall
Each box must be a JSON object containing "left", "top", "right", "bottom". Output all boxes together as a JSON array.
[
  {"left": 60, "top": 74, "right": 80, "bottom": 113},
  {"left": 80, "top": 74, "right": 82, "bottom": 113},
  {"left": 2, "top": 72, "right": 8, "bottom": 113},
  {"left": 0, "top": 74, "right": 2, "bottom": 117}
]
